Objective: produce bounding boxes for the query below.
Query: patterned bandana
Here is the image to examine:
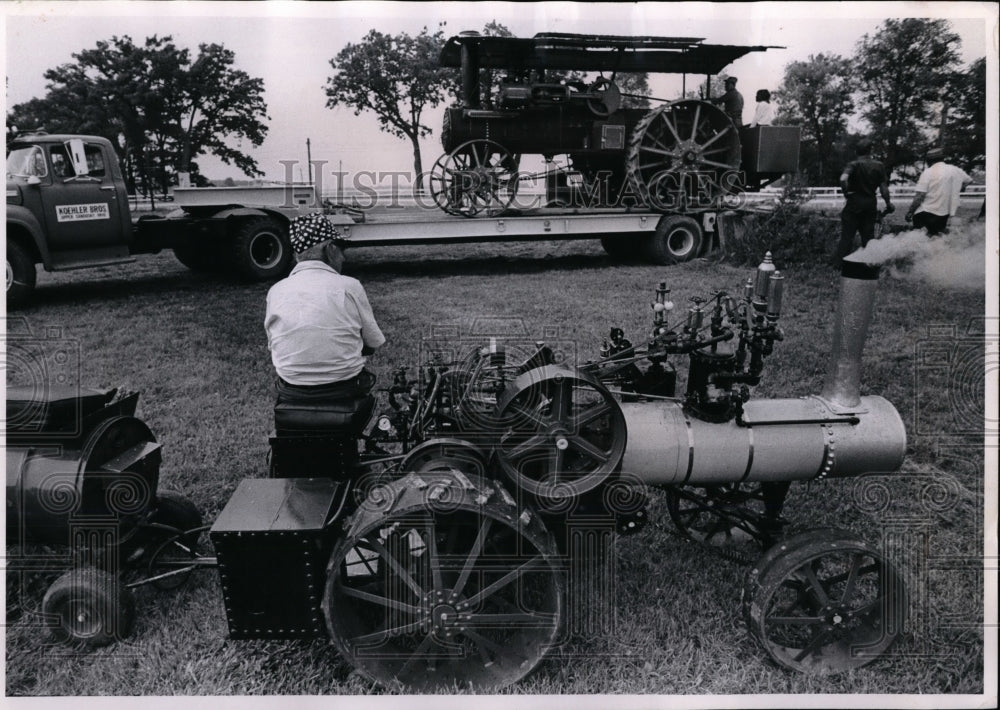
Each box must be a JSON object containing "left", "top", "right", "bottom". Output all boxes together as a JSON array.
[{"left": 289, "top": 213, "right": 341, "bottom": 253}]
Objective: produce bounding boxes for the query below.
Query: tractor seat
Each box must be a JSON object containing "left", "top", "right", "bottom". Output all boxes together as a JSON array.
[
  {"left": 5, "top": 386, "right": 116, "bottom": 433},
  {"left": 273, "top": 394, "right": 375, "bottom": 436}
]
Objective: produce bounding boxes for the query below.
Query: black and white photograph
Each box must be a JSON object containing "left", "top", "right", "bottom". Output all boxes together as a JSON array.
[{"left": 3, "top": 1, "right": 997, "bottom": 707}]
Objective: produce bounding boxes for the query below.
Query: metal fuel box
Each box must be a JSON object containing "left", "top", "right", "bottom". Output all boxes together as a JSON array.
[{"left": 210, "top": 477, "right": 346, "bottom": 639}]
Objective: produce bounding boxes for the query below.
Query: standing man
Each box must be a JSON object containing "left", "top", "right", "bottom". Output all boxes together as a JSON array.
[
  {"left": 838, "top": 139, "right": 894, "bottom": 259},
  {"left": 905, "top": 147, "right": 973, "bottom": 236},
  {"left": 712, "top": 77, "right": 744, "bottom": 126},
  {"left": 265, "top": 214, "right": 385, "bottom": 405}
]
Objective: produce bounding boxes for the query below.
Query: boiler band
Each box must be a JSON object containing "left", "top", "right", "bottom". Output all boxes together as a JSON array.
[{"left": 620, "top": 395, "right": 906, "bottom": 485}]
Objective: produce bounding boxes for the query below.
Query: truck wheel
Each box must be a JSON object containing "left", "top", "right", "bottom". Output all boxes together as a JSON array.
[
  {"left": 6, "top": 240, "right": 36, "bottom": 308},
  {"left": 230, "top": 217, "right": 292, "bottom": 280},
  {"left": 644, "top": 215, "right": 702, "bottom": 265},
  {"left": 41, "top": 568, "right": 135, "bottom": 648},
  {"left": 173, "top": 244, "right": 223, "bottom": 273}
]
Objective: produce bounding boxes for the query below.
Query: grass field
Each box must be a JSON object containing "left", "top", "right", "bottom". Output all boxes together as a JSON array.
[{"left": 4, "top": 231, "right": 988, "bottom": 697}]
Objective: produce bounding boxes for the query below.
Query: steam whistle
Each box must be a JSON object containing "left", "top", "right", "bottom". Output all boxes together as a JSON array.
[{"left": 766, "top": 270, "right": 784, "bottom": 322}]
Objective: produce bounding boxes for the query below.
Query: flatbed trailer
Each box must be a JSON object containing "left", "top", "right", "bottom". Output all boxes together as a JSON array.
[{"left": 330, "top": 207, "right": 728, "bottom": 262}]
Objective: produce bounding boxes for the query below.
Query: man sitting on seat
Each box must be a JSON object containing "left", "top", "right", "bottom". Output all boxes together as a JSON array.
[{"left": 265, "top": 214, "right": 385, "bottom": 405}]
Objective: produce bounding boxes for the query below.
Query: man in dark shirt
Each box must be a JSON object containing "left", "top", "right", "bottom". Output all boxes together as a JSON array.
[
  {"left": 712, "top": 77, "right": 744, "bottom": 125},
  {"left": 837, "top": 139, "right": 894, "bottom": 259}
]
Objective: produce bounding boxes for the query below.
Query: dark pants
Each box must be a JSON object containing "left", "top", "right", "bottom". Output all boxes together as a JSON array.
[
  {"left": 913, "top": 211, "right": 949, "bottom": 236},
  {"left": 275, "top": 369, "right": 376, "bottom": 405},
  {"left": 839, "top": 202, "right": 877, "bottom": 259}
]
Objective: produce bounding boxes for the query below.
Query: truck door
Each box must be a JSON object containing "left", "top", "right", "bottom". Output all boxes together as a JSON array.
[{"left": 40, "top": 142, "right": 130, "bottom": 250}]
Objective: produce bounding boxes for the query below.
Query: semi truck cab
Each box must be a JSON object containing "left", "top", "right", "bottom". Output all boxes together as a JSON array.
[{"left": 7, "top": 136, "right": 133, "bottom": 253}]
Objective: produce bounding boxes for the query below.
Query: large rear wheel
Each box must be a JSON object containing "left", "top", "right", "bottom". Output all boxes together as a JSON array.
[
  {"left": 627, "top": 100, "right": 741, "bottom": 212},
  {"left": 324, "top": 471, "right": 563, "bottom": 691}
]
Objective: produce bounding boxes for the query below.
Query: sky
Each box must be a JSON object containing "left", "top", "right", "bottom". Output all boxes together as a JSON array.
[{"left": 1, "top": 1, "right": 996, "bottom": 188}]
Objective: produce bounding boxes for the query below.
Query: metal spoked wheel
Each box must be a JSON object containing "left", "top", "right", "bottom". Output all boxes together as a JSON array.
[
  {"left": 495, "top": 365, "right": 626, "bottom": 501},
  {"left": 626, "top": 100, "right": 741, "bottom": 212},
  {"left": 324, "top": 471, "right": 563, "bottom": 691},
  {"left": 665, "top": 482, "right": 789, "bottom": 549},
  {"left": 743, "top": 529, "right": 907, "bottom": 674},
  {"left": 430, "top": 139, "right": 521, "bottom": 217}
]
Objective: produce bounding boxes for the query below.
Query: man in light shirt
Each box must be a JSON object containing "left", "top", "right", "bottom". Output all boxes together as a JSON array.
[
  {"left": 905, "top": 147, "right": 973, "bottom": 236},
  {"left": 265, "top": 214, "right": 385, "bottom": 403}
]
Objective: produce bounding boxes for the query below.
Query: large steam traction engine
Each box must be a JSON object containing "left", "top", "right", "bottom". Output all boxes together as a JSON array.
[
  {"left": 430, "top": 32, "right": 801, "bottom": 263},
  {"left": 7, "top": 257, "right": 908, "bottom": 689}
]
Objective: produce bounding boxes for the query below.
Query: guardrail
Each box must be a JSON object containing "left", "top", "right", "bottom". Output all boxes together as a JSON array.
[{"left": 759, "top": 185, "right": 987, "bottom": 198}]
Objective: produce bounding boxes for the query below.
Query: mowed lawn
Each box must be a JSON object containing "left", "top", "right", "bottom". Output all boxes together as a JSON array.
[{"left": 5, "top": 234, "right": 987, "bottom": 696}]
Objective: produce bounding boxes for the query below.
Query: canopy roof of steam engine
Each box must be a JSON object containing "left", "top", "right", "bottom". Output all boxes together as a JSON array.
[{"left": 440, "top": 32, "right": 781, "bottom": 75}]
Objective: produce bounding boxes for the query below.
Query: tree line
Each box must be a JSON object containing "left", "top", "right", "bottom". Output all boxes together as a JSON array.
[
  {"left": 7, "top": 18, "right": 984, "bottom": 190},
  {"left": 6, "top": 35, "right": 269, "bottom": 194},
  {"left": 775, "top": 18, "right": 985, "bottom": 183}
]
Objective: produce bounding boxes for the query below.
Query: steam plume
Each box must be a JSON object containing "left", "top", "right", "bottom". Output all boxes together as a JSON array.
[{"left": 845, "top": 221, "right": 985, "bottom": 291}]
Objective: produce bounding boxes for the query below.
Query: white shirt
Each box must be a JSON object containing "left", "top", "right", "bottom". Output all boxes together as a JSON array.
[
  {"left": 749, "top": 101, "right": 776, "bottom": 128},
  {"left": 914, "top": 162, "right": 972, "bottom": 217},
  {"left": 265, "top": 261, "right": 385, "bottom": 385}
]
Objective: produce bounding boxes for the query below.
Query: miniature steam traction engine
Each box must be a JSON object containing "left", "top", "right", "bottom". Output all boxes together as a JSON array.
[
  {"left": 430, "top": 32, "right": 801, "bottom": 264},
  {"left": 7, "top": 256, "right": 908, "bottom": 689}
]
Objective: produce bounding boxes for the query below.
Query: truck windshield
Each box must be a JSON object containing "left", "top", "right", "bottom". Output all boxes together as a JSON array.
[{"left": 6, "top": 146, "right": 47, "bottom": 178}]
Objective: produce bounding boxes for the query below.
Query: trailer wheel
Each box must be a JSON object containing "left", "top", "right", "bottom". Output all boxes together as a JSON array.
[
  {"left": 230, "top": 217, "right": 292, "bottom": 280},
  {"left": 743, "top": 530, "right": 906, "bottom": 673},
  {"left": 644, "top": 215, "right": 702, "bottom": 265},
  {"left": 42, "top": 568, "right": 135, "bottom": 647},
  {"left": 324, "top": 471, "right": 563, "bottom": 691},
  {"left": 6, "top": 240, "right": 36, "bottom": 308}
]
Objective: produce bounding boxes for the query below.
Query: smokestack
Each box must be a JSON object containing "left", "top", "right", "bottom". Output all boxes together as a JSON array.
[{"left": 821, "top": 259, "right": 881, "bottom": 410}]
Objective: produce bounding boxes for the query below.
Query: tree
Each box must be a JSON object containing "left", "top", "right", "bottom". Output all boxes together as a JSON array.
[
  {"left": 325, "top": 26, "right": 458, "bottom": 189},
  {"left": 775, "top": 54, "right": 855, "bottom": 184},
  {"left": 854, "top": 18, "right": 961, "bottom": 175},
  {"left": 6, "top": 35, "right": 269, "bottom": 190},
  {"left": 941, "top": 57, "right": 986, "bottom": 171},
  {"left": 616, "top": 73, "right": 651, "bottom": 109}
]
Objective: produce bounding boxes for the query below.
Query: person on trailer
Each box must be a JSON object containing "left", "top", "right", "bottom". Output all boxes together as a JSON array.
[
  {"left": 712, "top": 76, "right": 744, "bottom": 126},
  {"left": 748, "top": 89, "right": 776, "bottom": 128},
  {"left": 837, "top": 138, "right": 894, "bottom": 260},
  {"left": 264, "top": 214, "right": 385, "bottom": 406},
  {"left": 904, "top": 146, "right": 973, "bottom": 236}
]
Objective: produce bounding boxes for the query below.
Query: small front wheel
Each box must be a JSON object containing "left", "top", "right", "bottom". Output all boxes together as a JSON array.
[
  {"left": 743, "top": 529, "right": 907, "bottom": 673},
  {"left": 42, "top": 568, "right": 135, "bottom": 647}
]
